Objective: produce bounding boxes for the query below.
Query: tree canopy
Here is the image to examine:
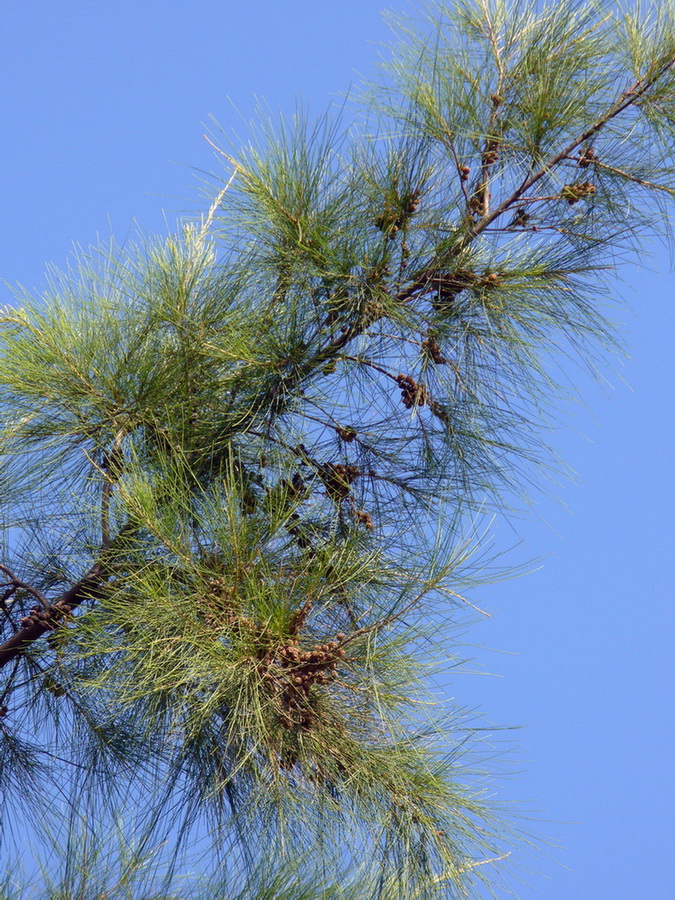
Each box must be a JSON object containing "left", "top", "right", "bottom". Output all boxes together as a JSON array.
[{"left": 1, "top": 0, "right": 674, "bottom": 896}]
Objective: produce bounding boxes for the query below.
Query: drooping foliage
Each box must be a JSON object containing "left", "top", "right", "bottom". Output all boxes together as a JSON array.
[{"left": 1, "top": 1, "right": 674, "bottom": 896}]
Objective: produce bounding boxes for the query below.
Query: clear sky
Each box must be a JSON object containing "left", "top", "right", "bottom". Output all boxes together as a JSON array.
[{"left": 1, "top": 2, "right": 674, "bottom": 897}]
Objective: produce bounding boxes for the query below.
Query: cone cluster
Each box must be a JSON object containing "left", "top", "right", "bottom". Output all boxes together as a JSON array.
[
  {"left": 374, "top": 189, "right": 421, "bottom": 238},
  {"left": 396, "top": 374, "right": 429, "bottom": 409},
  {"left": 421, "top": 335, "right": 447, "bottom": 365},
  {"left": 562, "top": 181, "right": 596, "bottom": 204},
  {"left": 318, "top": 463, "right": 361, "bottom": 502},
  {"left": 263, "top": 622, "right": 348, "bottom": 731},
  {"left": 578, "top": 146, "right": 598, "bottom": 168},
  {"left": 20, "top": 600, "right": 73, "bottom": 630},
  {"left": 202, "top": 576, "right": 243, "bottom": 631},
  {"left": 481, "top": 138, "right": 500, "bottom": 166},
  {"left": 335, "top": 425, "right": 357, "bottom": 442},
  {"left": 355, "top": 508, "right": 374, "bottom": 531}
]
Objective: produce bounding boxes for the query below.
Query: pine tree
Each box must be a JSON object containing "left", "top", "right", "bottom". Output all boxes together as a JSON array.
[{"left": 1, "top": 1, "right": 674, "bottom": 896}]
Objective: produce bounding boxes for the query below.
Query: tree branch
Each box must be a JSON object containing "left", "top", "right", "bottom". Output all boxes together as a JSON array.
[
  {"left": 394, "top": 56, "right": 675, "bottom": 306},
  {"left": 0, "top": 523, "right": 136, "bottom": 670},
  {"left": 0, "top": 561, "right": 105, "bottom": 669}
]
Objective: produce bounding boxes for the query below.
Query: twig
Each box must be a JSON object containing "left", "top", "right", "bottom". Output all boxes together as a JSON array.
[
  {"left": 0, "top": 658, "right": 20, "bottom": 708},
  {"left": 587, "top": 158, "right": 675, "bottom": 195},
  {"left": 0, "top": 564, "right": 50, "bottom": 610},
  {"left": 471, "top": 57, "right": 675, "bottom": 238},
  {"left": 197, "top": 168, "right": 237, "bottom": 242}
]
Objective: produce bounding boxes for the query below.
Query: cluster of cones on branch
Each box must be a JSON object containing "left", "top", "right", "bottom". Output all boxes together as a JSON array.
[
  {"left": 578, "top": 146, "right": 598, "bottom": 168},
  {"left": 335, "top": 425, "right": 357, "bottom": 442},
  {"left": 317, "top": 462, "right": 374, "bottom": 532},
  {"left": 203, "top": 579, "right": 350, "bottom": 734},
  {"left": 238, "top": 447, "right": 376, "bottom": 543},
  {"left": 269, "top": 635, "right": 347, "bottom": 731},
  {"left": 421, "top": 335, "right": 447, "bottom": 364},
  {"left": 561, "top": 181, "right": 596, "bottom": 204},
  {"left": 317, "top": 462, "right": 361, "bottom": 502},
  {"left": 481, "top": 137, "right": 500, "bottom": 167},
  {"left": 202, "top": 575, "right": 242, "bottom": 631},
  {"left": 20, "top": 600, "right": 73, "bottom": 630},
  {"left": 374, "top": 189, "right": 422, "bottom": 239},
  {"left": 269, "top": 599, "right": 348, "bottom": 730},
  {"left": 391, "top": 370, "right": 450, "bottom": 425},
  {"left": 396, "top": 373, "right": 429, "bottom": 409},
  {"left": 354, "top": 508, "right": 374, "bottom": 531}
]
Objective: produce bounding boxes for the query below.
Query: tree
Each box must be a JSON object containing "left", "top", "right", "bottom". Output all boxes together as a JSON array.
[{"left": 1, "top": 0, "right": 674, "bottom": 895}]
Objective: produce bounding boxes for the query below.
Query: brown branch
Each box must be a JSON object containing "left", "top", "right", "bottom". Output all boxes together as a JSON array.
[
  {"left": 0, "top": 522, "right": 136, "bottom": 671},
  {"left": 471, "top": 93, "right": 505, "bottom": 219},
  {"left": 0, "top": 562, "right": 106, "bottom": 669},
  {"left": 581, "top": 158, "right": 675, "bottom": 195}
]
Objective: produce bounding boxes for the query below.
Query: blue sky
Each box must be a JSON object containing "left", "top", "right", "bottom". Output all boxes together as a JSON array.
[{"left": 1, "top": 2, "right": 674, "bottom": 897}]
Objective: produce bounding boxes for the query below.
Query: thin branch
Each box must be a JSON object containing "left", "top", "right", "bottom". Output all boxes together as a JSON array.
[
  {"left": 585, "top": 158, "right": 675, "bottom": 195},
  {"left": 340, "top": 557, "right": 479, "bottom": 650},
  {"left": 0, "top": 564, "right": 50, "bottom": 610},
  {"left": 343, "top": 355, "right": 401, "bottom": 382},
  {"left": 470, "top": 57, "right": 675, "bottom": 238},
  {"left": 0, "top": 658, "right": 20, "bottom": 708},
  {"left": 197, "top": 166, "right": 237, "bottom": 242}
]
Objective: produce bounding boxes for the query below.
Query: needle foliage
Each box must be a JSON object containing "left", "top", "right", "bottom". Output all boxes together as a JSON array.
[{"left": 1, "top": 0, "right": 674, "bottom": 896}]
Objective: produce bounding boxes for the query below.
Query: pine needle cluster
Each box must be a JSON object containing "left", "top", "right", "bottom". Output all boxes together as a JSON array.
[{"left": 1, "top": 1, "right": 675, "bottom": 896}]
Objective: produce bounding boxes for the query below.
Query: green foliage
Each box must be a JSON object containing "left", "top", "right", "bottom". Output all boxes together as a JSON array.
[{"left": 1, "top": 0, "right": 674, "bottom": 896}]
